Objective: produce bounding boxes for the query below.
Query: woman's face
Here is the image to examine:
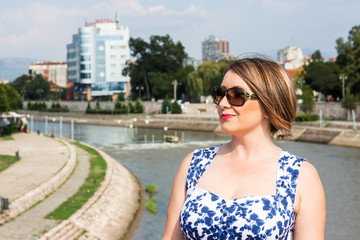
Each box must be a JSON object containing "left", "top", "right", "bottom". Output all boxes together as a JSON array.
[{"left": 217, "top": 70, "right": 270, "bottom": 136}]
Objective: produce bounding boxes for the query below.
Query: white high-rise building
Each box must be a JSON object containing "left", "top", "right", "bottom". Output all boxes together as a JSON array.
[{"left": 67, "top": 15, "right": 130, "bottom": 100}]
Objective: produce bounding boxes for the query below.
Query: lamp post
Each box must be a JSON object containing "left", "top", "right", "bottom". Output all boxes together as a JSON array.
[
  {"left": 37, "top": 88, "right": 43, "bottom": 101},
  {"left": 172, "top": 80, "right": 178, "bottom": 100},
  {"left": 136, "top": 86, "right": 144, "bottom": 100},
  {"left": 299, "top": 79, "right": 305, "bottom": 89},
  {"left": 20, "top": 89, "right": 26, "bottom": 100},
  {"left": 339, "top": 74, "right": 347, "bottom": 98}
]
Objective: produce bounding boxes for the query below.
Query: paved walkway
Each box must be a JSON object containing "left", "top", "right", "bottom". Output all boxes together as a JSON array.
[
  {"left": 0, "top": 144, "right": 90, "bottom": 239},
  {"left": 0, "top": 133, "right": 69, "bottom": 201}
]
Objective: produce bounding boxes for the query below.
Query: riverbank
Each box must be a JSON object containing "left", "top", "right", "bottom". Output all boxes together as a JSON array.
[
  {"left": 19, "top": 110, "right": 360, "bottom": 148},
  {"left": 0, "top": 133, "right": 142, "bottom": 240}
]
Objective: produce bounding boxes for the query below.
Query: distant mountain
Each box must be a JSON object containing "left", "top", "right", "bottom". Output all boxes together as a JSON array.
[{"left": 0, "top": 57, "right": 48, "bottom": 81}]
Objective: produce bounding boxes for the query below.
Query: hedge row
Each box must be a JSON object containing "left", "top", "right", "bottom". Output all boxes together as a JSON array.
[{"left": 295, "top": 114, "right": 319, "bottom": 122}]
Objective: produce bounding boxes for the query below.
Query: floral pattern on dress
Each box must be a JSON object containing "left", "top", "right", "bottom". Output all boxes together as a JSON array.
[{"left": 180, "top": 145, "right": 305, "bottom": 240}]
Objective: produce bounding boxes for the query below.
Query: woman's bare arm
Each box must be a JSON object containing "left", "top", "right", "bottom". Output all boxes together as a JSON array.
[
  {"left": 294, "top": 161, "right": 326, "bottom": 240},
  {"left": 163, "top": 152, "right": 194, "bottom": 240}
]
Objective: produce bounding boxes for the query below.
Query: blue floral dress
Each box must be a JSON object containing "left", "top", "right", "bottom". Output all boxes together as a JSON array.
[{"left": 179, "top": 145, "right": 305, "bottom": 240}]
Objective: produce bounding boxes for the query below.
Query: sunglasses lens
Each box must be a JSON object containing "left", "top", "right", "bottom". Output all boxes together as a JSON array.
[
  {"left": 227, "top": 88, "right": 245, "bottom": 106},
  {"left": 212, "top": 86, "right": 224, "bottom": 104}
]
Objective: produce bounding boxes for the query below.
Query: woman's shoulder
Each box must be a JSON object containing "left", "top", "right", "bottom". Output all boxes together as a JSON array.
[
  {"left": 280, "top": 150, "right": 307, "bottom": 169},
  {"left": 282, "top": 151, "right": 322, "bottom": 192}
]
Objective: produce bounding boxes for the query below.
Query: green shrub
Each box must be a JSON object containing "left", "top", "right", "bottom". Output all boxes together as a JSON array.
[
  {"left": 114, "top": 100, "right": 128, "bottom": 113},
  {"left": 161, "top": 98, "right": 171, "bottom": 114},
  {"left": 128, "top": 102, "right": 135, "bottom": 113},
  {"left": 1, "top": 123, "right": 17, "bottom": 136},
  {"left": 145, "top": 184, "right": 158, "bottom": 195},
  {"left": 134, "top": 99, "right": 143, "bottom": 113},
  {"left": 117, "top": 93, "right": 125, "bottom": 102},
  {"left": 171, "top": 101, "right": 182, "bottom": 114},
  {"left": 295, "top": 114, "right": 319, "bottom": 122},
  {"left": 145, "top": 200, "right": 157, "bottom": 214}
]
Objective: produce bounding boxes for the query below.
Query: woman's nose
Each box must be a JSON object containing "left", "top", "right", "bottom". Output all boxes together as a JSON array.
[{"left": 218, "top": 95, "right": 231, "bottom": 108}]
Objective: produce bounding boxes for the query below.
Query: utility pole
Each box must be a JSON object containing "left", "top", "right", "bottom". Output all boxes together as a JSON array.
[
  {"left": 172, "top": 80, "right": 178, "bottom": 100},
  {"left": 339, "top": 74, "right": 348, "bottom": 98}
]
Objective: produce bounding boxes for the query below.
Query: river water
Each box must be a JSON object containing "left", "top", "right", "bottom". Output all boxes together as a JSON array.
[{"left": 33, "top": 121, "right": 360, "bottom": 240}]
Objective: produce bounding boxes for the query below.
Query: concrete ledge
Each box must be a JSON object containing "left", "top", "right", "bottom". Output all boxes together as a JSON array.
[
  {"left": 40, "top": 142, "right": 142, "bottom": 240},
  {"left": 1, "top": 139, "right": 76, "bottom": 222},
  {"left": 296, "top": 128, "right": 342, "bottom": 144},
  {"left": 329, "top": 131, "right": 360, "bottom": 148}
]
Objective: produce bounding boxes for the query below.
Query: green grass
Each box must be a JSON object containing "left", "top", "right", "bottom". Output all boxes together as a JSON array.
[
  {"left": 45, "top": 142, "right": 107, "bottom": 220},
  {"left": 0, "top": 135, "right": 14, "bottom": 140},
  {"left": 0, "top": 154, "right": 19, "bottom": 172}
]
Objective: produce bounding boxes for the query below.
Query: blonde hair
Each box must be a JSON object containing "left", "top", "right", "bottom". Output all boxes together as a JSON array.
[{"left": 226, "top": 57, "right": 297, "bottom": 134}]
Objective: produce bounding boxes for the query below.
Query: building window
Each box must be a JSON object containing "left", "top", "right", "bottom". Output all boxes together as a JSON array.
[
  {"left": 80, "top": 73, "right": 91, "bottom": 79},
  {"left": 80, "top": 46, "right": 89, "bottom": 53},
  {"left": 80, "top": 64, "right": 91, "bottom": 70},
  {"left": 80, "top": 55, "right": 91, "bottom": 61}
]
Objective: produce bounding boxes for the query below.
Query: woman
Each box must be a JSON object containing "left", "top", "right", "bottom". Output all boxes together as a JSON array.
[{"left": 163, "top": 57, "right": 326, "bottom": 240}]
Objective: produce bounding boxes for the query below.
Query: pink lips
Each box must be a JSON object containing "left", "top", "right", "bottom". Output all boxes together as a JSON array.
[{"left": 221, "top": 114, "right": 236, "bottom": 119}]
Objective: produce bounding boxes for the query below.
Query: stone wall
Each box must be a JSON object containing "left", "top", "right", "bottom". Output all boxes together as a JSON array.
[{"left": 23, "top": 101, "right": 359, "bottom": 120}]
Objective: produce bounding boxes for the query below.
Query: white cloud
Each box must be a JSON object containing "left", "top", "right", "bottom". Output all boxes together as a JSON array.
[
  {"left": 95, "top": 0, "right": 147, "bottom": 16},
  {"left": 148, "top": 5, "right": 166, "bottom": 13},
  {"left": 147, "top": 4, "right": 206, "bottom": 16},
  {"left": 261, "top": 0, "right": 304, "bottom": 15}
]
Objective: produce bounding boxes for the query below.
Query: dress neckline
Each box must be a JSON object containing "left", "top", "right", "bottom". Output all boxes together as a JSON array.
[{"left": 194, "top": 145, "right": 286, "bottom": 202}]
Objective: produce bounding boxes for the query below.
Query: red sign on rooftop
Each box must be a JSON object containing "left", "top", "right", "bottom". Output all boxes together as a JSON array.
[{"left": 86, "top": 19, "right": 113, "bottom": 26}]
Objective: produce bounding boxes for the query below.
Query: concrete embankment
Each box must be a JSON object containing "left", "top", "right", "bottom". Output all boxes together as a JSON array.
[
  {"left": 21, "top": 110, "right": 360, "bottom": 149},
  {"left": 0, "top": 133, "right": 143, "bottom": 240},
  {"left": 40, "top": 143, "right": 143, "bottom": 240},
  {"left": 287, "top": 122, "right": 360, "bottom": 148}
]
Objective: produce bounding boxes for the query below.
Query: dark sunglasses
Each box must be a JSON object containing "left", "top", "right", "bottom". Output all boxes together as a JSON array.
[{"left": 211, "top": 86, "right": 259, "bottom": 106}]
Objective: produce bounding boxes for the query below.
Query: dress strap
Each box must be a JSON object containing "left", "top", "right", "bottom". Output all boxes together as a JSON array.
[
  {"left": 276, "top": 151, "right": 305, "bottom": 204},
  {"left": 185, "top": 146, "right": 220, "bottom": 193}
]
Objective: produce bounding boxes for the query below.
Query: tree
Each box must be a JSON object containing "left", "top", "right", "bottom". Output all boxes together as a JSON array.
[
  {"left": 336, "top": 25, "right": 360, "bottom": 94},
  {"left": 303, "top": 50, "right": 341, "bottom": 99},
  {"left": 300, "top": 85, "right": 314, "bottom": 113},
  {"left": 3, "top": 84, "right": 22, "bottom": 110},
  {"left": 123, "top": 35, "right": 188, "bottom": 100},
  {"left": 191, "top": 60, "right": 231, "bottom": 96},
  {"left": 0, "top": 85, "right": 10, "bottom": 112},
  {"left": 10, "top": 74, "right": 29, "bottom": 95},
  {"left": 25, "top": 74, "right": 50, "bottom": 100},
  {"left": 186, "top": 71, "right": 203, "bottom": 97}
]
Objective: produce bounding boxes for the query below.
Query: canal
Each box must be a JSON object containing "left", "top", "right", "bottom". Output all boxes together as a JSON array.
[{"left": 33, "top": 121, "right": 360, "bottom": 240}]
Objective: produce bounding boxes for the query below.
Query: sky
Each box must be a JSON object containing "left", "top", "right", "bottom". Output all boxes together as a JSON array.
[{"left": 0, "top": 0, "right": 359, "bottom": 62}]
